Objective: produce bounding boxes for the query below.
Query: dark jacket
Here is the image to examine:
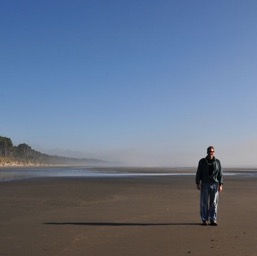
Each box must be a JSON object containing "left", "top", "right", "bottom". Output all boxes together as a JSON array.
[{"left": 196, "top": 156, "right": 223, "bottom": 185}]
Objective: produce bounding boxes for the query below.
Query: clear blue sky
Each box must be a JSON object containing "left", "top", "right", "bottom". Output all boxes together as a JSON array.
[{"left": 1, "top": 0, "right": 257, "bottom": 167}]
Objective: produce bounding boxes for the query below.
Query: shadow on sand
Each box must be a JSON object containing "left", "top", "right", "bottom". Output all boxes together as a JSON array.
[{"left": 43, "top": 222, "right": 201, "bottom": 226}]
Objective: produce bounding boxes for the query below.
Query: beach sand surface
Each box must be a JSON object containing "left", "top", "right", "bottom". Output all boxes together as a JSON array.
[{"left": 1, "top": 175, "right": 257, "bottom": 256}]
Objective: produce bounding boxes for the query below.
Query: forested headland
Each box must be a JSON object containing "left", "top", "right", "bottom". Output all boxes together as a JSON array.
[{"left": 0, "top": 135, "right": 106, "bottom": 167}]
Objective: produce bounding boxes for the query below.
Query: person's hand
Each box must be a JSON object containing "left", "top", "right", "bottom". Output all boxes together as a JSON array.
[
  {"left": 219, "top": 185, "right": 223, "bottom": 192},
  {"left": 197, "top": 184, "right": 201, "bottom": 190}
]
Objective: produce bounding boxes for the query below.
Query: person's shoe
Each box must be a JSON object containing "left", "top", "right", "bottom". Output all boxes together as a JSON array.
[
  {"left": 210, "top": 221, "right": 218, "bottom": 226},
  {"left": 202, "top": 220, "right": 208, "bottom": 226}
]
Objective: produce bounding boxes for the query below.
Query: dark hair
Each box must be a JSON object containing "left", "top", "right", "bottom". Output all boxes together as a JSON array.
[{"left": 207, "top": 146, "right": 215, "bottom": 153}]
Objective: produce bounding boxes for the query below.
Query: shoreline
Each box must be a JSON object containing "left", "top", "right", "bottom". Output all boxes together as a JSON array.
[
  {"left": 1, "top": 164, "right": 257, "bottom": 174},
  {"left": 1, "top": 159, "right": 257, "bottom": 170},
  {"left": 1, "top": 165, "right": 257, "bottom": 183},
  {"left": 0, "top": 163, "right": 69, "bottom": 168}
]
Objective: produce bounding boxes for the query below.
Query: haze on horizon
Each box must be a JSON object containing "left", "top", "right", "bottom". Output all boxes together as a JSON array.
[{"left": 1, "top": 1, "right": 257, "bottom": 168}]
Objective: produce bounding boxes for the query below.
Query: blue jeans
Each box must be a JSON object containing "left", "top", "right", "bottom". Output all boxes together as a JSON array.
[{"left": 200, "top": 183, "right": 219, "bottom": 222}]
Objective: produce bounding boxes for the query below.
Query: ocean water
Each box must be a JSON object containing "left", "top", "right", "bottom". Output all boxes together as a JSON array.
[
  {"left": 0, "top": 167, "right": 257, "bottom": 182},
  {"left": 0, "top": 167, "right": 191, "bottom": 182}
]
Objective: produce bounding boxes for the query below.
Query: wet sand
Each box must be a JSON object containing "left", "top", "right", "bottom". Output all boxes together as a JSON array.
[{"left": 1, "top": 174, "right": 257, "bottom": 256}]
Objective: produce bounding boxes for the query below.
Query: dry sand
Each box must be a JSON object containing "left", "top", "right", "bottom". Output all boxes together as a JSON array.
[{"left": 0, "top": 174, "right": 257, "bottom": 256}]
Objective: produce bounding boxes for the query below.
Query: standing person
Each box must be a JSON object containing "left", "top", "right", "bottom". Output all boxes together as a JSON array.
[{"left": 196, "top": 146, "right": 223, "bottom": 226}]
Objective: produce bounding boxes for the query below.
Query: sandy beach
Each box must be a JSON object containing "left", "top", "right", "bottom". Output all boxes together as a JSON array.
[{"left": 1, "top": 173, "right": 257, "bottom": 256}]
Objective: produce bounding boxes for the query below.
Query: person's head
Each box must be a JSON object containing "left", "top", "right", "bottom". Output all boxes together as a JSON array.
[{"left": 207, "top": 146, "right": 215, "bottom": 159}]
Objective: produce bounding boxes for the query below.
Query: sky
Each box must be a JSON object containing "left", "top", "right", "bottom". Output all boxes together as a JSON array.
[{"left": 1, "top": 0, "right": 257, "bottom": 167}]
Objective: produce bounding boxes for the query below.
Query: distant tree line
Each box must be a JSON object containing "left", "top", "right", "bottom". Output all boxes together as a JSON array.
[
  {"left": 0, "top": 135, "right": 106, "bottom": 166},
  {"left": 0, "top": 136, "right": 50, "bottom": 163},
  {"left": 0, "top": 136, "right": 13, "bottom": 157}
]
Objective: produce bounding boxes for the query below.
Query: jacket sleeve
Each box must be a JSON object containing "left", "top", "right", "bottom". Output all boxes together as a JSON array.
[
  {"left": 196, "top": 159, "right": 203, "bottom": 184},
  {"left": 217, "top": 159, "right": 223, "bottom": 185}
]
